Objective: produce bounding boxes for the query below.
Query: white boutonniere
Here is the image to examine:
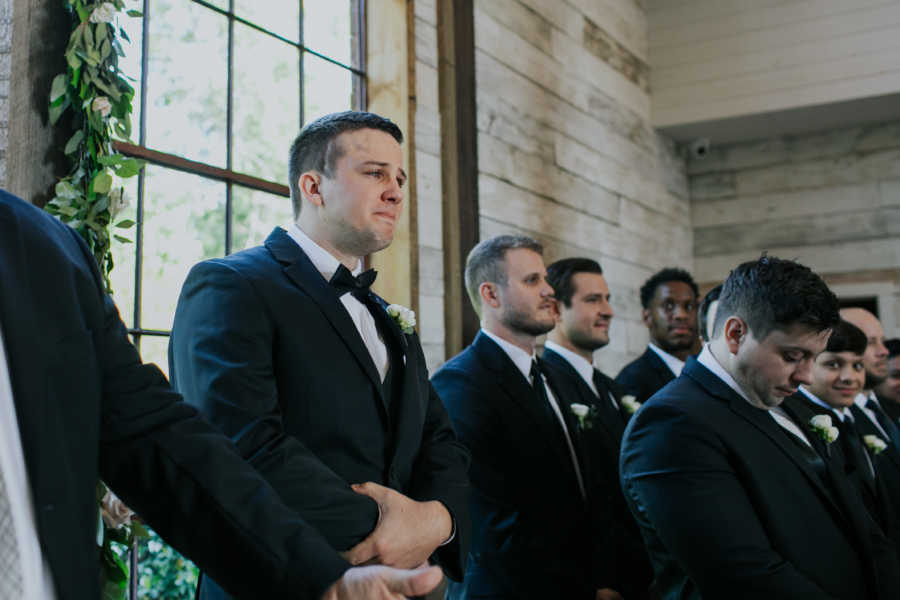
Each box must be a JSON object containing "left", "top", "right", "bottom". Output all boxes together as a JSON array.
[
  {"left": 620, "top": 395, "right": 641, "bottom": 415},
  {"left": 386, "top": 304, "right": 416, "bottom": 334},
  {"left": 570, "top": 403, "right": 591, "bottom": 430},
  {"left": 809, "top": 414, "right": 839, "bottom": 444},
  {"left": 863, "top": 434, "right": 887, "bottom": 455}
]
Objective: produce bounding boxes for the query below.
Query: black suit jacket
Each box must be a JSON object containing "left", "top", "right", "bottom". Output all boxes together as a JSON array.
[
  {"left": 0, "top": 191, "right": 349, "bottom": 600},
  {"left": 540, "top": 348, "right": 654, "bottom": 599},
  {"left": 620, "top": 357, "right": 900, "bottom": 599},
  {"left": 169, "top": 227, "right": 469, "bottom": 598},
  {"left": 615, "top": 347, "right": 676, "bottom": 404},
  {"left": 851, "top": 403, "right": 900, "bottom": 548},
  {"left": 432, "top": 332, "right": 602, "bottom": 599}
]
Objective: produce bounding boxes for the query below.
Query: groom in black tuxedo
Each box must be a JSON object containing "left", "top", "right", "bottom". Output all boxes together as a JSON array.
[
  {"left": 620, "top": 256, "right": 900, "bottom": 599},
  {"left": 432, "top": 237, "right": 619, "bottom": 599},
  {"left": 169, "top": 111, "right": 469, "bottom": 599},
  {"left": 0, "top": 189, "right": 445, "bottom": 600},
  {"left": 541, "top": 257, "right": 653, "bottom": 599}
]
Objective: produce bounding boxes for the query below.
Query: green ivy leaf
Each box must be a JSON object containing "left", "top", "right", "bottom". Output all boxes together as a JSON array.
[
  {"left": 49, "top": 100, "right": 68, "bottom": 125},
  {"left": 55, "top": 180, "right": 81, "bottom": 200},
  {"left": 64, "top": 129, "right": 84, "bottom": 155},
  {"left": 115, "top": 158, "right": 143, "bottom": 178},
  {"left": 115, "top": 219, "right": 135, "bottom": 229},
  {"left": 92, "top": 171, "right": 113, "bottom": 195},
  {"left": 83, "top": 22, "right": 95, "bottom": 51},
  {"left": 126, "top": 10, "right": 143, "bottom": 17},
  {"left": 97, "top": 154, "right": 125, "bottom": 166},
  {"left": 50, "top": 73, "right": 68, "bottom": 103},
  {"left": 113, "top": 234, "right": 132, "bottom": 244}
]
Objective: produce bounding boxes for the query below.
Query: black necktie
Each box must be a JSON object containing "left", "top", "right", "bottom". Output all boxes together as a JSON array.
[
  {"left": 865, "top": 396, "right": 900, "bottom": 449},
  {"left": 592, "top": 369, "right": 627, "bottom": 436},
  {"left": 329, "top": 264, "right": 377, "bottom": 301},
  {"left": 837, "top": 416, "right": 875, "bottom": 483}
]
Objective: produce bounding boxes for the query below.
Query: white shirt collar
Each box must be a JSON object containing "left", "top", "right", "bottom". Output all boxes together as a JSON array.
[
  {"left": 544, "top": 341, "right": 595, "bottom": 390},
  {"left": 799, "top": 386, "right": 852, "bottom": 422},
  {"left": 481, "top": 329, "right": 535, "bottom": 382},
  {"left": 286, "top": 223, "right": 362, "bottom": 280},
  {"left": 648, "top": 342, "right": 686, "bottom": 377},
  {"left": 697, "top": 345, "right": 751, "bottom": 403}
]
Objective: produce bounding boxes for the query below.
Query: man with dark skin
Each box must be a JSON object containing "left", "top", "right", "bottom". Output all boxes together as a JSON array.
[{"left": 615, "top": 268, "right": 699, "bottom": 404}]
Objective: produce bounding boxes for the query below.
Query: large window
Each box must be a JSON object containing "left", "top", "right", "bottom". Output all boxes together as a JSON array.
[{"left": 111, "top": 0, "right": 366, "bottom": 371}]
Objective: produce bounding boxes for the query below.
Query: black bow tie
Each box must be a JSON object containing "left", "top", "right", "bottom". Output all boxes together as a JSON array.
[{"left": 329, "top": 264, "right": 377, "bottom": 300}]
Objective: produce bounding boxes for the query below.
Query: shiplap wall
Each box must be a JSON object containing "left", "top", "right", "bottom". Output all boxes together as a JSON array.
[
  {"left": 690, "top": 120, "right": 900, "bottom": 337},
  {"left": 649, "top": 0, "right": 900, "bottom": 128},
  {"left": 472, "top": 0, "right": 693, "bottom": 375}
]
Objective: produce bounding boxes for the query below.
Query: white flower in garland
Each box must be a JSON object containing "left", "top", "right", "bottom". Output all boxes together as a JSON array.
[
  {"left": 91, "top": 96, "right": 112, "bottom": 117},
  {"left": 809, "top": 414, "right": 839, "bottom": 444},
  {"left": 863, "top": 434, "right": 887, "bottom": 455},
  {"left": 386, "top": 304, "right": 416, "bottom": 334},
  {"left": 620, "top": 395, "right": 641, "bottom": 415},
  {"left": 89, "top": 2, "right": 117, "bottom": 23}
]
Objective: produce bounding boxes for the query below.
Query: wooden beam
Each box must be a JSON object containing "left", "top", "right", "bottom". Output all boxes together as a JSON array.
[
  {"left": 438, "top": 0, "right": 479, "bottom": 355},
  {"left": 366, "top": 0, "right": 417, "bottom": 314}
]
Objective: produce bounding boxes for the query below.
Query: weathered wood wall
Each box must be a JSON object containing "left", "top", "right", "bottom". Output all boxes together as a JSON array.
[
  {"left": 468, "top": 0, "right": 693, "bottom": 374},
  {"left": 690, "top": 120, "right": 900, "bottom": 337},
  {"left": 649, "top": 0, "right": 900, "bottom": 128}
]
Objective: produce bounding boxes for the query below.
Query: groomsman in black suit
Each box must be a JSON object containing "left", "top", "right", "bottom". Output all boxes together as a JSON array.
[
  {"left": 169, "top": 112, "right": 469, "bottom": 599},
  {"left": 432, "top": 236, "right": 618, "bottom": 599},
  {"left": 876, "top": 339, "right": 900, "bottom": 420},
  {"left": 541, "top": 257, "right": 653, "bottom": 599},
  {"left": 620, "top": 256, "right": 900, "bottom": 599},
  {"left": 841, "top": 308, "right": 900, "bottom": 549},
  {"left": 780, "top": 319, "right": 899, "bottom": 546},
  {"left": 0, "top": 189, "right": 445, "bottom": 600},
  {"left": 615, "top": 268, "right": 699, "bottom": 403}
]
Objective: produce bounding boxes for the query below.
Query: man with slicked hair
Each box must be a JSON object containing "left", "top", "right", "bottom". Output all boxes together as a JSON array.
[
  {"left": 621, "top": 256, "right": 900, "bottom": 599},
  {"left": 615, "top": 268, "right": 699, "bottom": 404},
  {"left": 170, "top": 111, "right": 469, "bottom": 600}
]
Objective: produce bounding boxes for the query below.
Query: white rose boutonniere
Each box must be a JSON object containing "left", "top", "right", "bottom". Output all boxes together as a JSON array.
[
  {"left": 863, "top": 434, "right": 887, "bottom": 455},
  {"left": 809, "top": 414, "right": 839, "bottom": 444},
  {"left": 620, "top": 395, "right": 641, "bottom": 415},
  {"left": 386, "top": 304, "right": 416, "bottom": 334},
  {"left": 570, "top": 403, "right": 590, "bottom": 429},
  {"left": 91, "top": 96, "right": 112, "bottom": 118},
  {"left": 90, "top": 2, "right": 117, "bottom": 24}
]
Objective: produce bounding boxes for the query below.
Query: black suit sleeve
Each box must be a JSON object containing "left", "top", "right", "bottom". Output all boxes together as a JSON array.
[
  {"left": 620, "top": 401, "right": 837, "bottom": 599},
  {"left": 76, "top": 236, "right": 349, "bottom": 600},
  {"left": 169, "top": 260, "right": 379, "bottom": 551}
]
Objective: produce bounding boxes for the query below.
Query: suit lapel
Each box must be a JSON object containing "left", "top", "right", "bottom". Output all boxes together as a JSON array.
[
  {"left": 645, "top": 348, "right": 676, "bottom": 388},
  {"left": 473, "top": 334, "right": 575, "bottom": 475},
  {"left": 265, "top": 228, "right": 385, "bottom": 407},
  {"left": 685, "top": 360, "right": 846, "bottom": 518},
  {"left": 852, "top": 404, "right": 900, "bottom": 473}
]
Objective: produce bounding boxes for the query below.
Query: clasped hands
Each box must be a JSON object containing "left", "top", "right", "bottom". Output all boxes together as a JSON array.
[{"left": 320, "top": 482, "right": 452, "bottom": 599}]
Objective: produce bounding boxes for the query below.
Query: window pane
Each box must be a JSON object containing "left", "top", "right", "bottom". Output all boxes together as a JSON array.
[
  {"left": 303, "top": 54, "right": 353, "bottom": 125},
  {"left": 233, "top": 22, "right": 299, "bottom": 182},
  {"left": 138, "top": 335, "right": 171, "bottom": 379},
  {"left": 108, "top": 176, "right": 140, "bottom": 329},
  {"left": 303, "top": 0, "right": 355, "bottom": 67},
  {"left": 234, "top": 0, "right": 299, "bottom": 43},
  {"left": 118, "top": 5, "right": 143, "bottom": 142},
  {"left": 145, "top": 0, "right": 227, "bottom": 166},
  {"left": 141, "top": 166, "right": 226, "bottom": 331},
  {"left": 232, "top": 187, "right": 293, "bottom": 252}
]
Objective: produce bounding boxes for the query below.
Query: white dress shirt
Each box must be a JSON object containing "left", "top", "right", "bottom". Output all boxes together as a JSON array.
[
  {"left": 0, "top": 323, "right": 57, "bottom": 599},
  {"left": 648, "top": 342, "right": 686, "bottom": 377},
  {"left": 543, "top": 341, "right": 619, "bottom": 411},
  {"left": 697, "top": 345, "right": 812, "bottom": 447},
  {"left": 286, "top": 224, "right": 389, "bottom": 381},
  {"left": 482, "top": 330, "right": 586, "bottom": 498}
]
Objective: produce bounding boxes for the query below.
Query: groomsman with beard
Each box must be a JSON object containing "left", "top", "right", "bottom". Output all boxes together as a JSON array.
[
  {"left": 169, "top": 111, "right": 469, "bottom": 600},
  {"left": 615, "top": 268, "right": 699, "bottom": 403},
  {"left": 620, "top": 256, "right": 900, "bottom": 598},
  {"left": 432, "top": 237, "right": 621, "bottom": 599},
  {"left": 540, "top": 257, "right": 653, "bottom": 599}
]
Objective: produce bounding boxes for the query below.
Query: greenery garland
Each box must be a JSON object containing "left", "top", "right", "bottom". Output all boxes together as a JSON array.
[{"left": 46, "top": 0, "right": 144, "bottom": 293}]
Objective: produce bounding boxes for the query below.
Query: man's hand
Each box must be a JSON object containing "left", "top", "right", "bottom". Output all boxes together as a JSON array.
[
  {"left": 320, "top": 565, "right": 443, "bottom": 600},
  {"left": 596, "top": 588, "right": 624, "bottom": 600},
  {"left": 342, "top": 482, "right": 452, "bottom": 568}
]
